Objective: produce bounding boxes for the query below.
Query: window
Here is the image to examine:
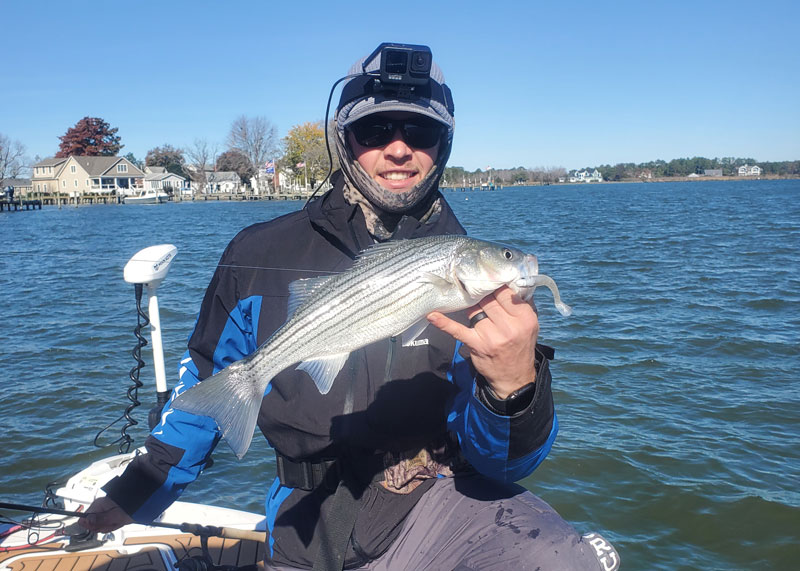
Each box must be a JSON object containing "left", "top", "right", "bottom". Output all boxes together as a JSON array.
[
  {"left": 74, "top": 180, "right": 78, "bottom": 187},
  {"left": 70, "top": 165, "right": 76, "bottom": 173},
  {"left": 117, "top": 164, "right": 128, "bottom": 173},
  {"left": 62, "top": 180, "right": 66, "bottom": 187}
]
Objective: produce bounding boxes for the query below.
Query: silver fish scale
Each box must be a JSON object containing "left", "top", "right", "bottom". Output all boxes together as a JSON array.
[{"left": 245, "top": 236, "right": 468, "bottom": 384}]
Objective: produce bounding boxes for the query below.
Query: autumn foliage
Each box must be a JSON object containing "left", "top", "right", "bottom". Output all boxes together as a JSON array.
[{"left": 56, "top": 117, "right": 123, "bottom": 157}]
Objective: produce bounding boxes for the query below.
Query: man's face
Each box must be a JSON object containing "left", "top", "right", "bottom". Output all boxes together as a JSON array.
[{"left": 347, "top": 112, "right": 442, "bottom": 194}]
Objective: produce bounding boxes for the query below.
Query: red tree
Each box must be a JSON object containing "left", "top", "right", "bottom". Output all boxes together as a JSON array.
[{"left": 56, "top": 117, "right": 123, "bottom": 157}]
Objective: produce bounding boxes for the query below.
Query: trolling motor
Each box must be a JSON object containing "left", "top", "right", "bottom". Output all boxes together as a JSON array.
[
  {"left": 94, "top": 245, "right": 179, "bottom": 451},
  {"left": 123, "top": 244, "right": 179, "bottom": 431}
]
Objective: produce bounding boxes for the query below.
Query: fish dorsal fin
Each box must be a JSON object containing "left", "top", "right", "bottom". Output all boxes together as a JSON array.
[
  {"left": 399, "top": 318, "right": 430, "bottom": 347},
  {"left": 287, "top": 275, "right": 335, "bottom": 317},
  {"left": 297, "top": 353, "right": 350, "bottom": 394}
]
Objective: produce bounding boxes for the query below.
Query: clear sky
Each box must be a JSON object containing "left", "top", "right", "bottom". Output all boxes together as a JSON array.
[{"left": 2, "top": 0, "right": 798, "bottom": 171}]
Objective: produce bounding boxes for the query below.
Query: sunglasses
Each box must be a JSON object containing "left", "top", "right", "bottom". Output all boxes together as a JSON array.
[{"left": 348, "top": 116, "right": 446, "bottom": 149}]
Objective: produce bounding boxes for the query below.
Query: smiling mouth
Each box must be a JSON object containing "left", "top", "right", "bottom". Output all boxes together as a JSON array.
[{"left": 382, "top": 171, "right": 416, "bottom": 181}]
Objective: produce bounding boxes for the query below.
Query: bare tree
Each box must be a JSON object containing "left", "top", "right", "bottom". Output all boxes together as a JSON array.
[
  {"left": 184, "top": 139, "right": 218, "bottom": 195},
  {"left": 227, "top": 116, "right": 279, "bottom": 172},
  {"left": 0, "top": 134, "right": 29, "bottom": 181}
]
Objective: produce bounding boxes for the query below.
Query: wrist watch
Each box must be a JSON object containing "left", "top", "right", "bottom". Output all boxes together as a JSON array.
[{"left": 481, "top": 380, "right": 537, "bottom": 416}]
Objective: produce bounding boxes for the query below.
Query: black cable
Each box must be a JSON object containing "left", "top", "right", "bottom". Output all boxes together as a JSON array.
[
  {"left": 93, "top": 283, "right": 148, "bottom": 452},
  {"left": 303, "top": 73, "right": 364, "bottom": 207}
]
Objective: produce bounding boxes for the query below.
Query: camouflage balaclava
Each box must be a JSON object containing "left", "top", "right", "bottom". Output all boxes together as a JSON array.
[{"left": 334, "top": 49, "right": 455, "bottom": 215}]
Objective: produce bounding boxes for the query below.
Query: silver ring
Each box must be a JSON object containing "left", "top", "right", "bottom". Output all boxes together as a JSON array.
[{"left": 469, "top": 311, "right": 488, "bottom": 328}]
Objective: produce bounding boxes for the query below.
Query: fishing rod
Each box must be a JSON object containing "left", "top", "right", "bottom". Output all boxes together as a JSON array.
[{"left": 0, "top": 501, "right": 265, "bottom": 542}]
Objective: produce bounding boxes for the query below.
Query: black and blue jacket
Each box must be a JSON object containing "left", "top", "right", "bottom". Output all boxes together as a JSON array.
[{"left": 103, "top": 174, "right": 558, "bottom": 568}]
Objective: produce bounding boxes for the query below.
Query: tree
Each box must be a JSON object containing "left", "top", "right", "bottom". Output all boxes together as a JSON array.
[
  {"left": 0, "top": 134, "right": 28, "bottom": 180},
  {"left": 145, "top": 144, "right": 187, "bottom": 177},
  {"left": 124, "top": 152, "right": 144, "bottom": 170},
  {"left": 281, "top": 122, "right": 327, "bottom": 187},
  {"left": 227, "top": 116, "right": 279, "bottom": 174},
  {"left": 184, "top": 139, "right": 218, "bottom": 194},
  {"left": 56, "top": 116, "right": 123, "bottom": 157},
  {"left": 217, "top": 149, "right": 255, "bottom": 184}
]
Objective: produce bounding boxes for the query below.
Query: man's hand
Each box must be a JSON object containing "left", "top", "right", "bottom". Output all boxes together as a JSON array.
[
  {"left": 427, "top": 286, "right": 539, "bottom": 399},
  {"left": 78, "top": 496, "right": 134, "bottom": 533}
]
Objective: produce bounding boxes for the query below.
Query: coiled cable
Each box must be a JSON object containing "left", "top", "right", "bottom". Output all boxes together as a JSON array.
[{"left": 93, "top": 283, "right": 148, "bottom": 453}]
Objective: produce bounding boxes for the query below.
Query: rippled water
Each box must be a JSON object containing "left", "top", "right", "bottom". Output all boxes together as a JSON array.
[{"left": 1, "top": 180, "right": 798, "bottom": 569}]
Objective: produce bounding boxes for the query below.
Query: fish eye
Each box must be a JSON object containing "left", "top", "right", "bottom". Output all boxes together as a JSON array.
[{"left": 503, "top": 249, "right": 513, "bottom": 260}]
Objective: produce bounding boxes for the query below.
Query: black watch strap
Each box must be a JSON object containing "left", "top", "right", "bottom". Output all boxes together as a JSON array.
[{"left": 479, "top": 380, "right": 537, "bottom": 416}]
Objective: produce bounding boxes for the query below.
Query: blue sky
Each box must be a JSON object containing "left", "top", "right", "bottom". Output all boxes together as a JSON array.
[{"left": 2, "top": 0, "right": 798, "bottom": 171}]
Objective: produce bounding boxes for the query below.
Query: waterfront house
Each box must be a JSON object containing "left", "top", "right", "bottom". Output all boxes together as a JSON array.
[
  {"left": 568, "top": 169, "right": 603, "bottom": 183},
  {"left": 737, "top": 164, "right": 762, "bottom": 176},
  {"left": 206, "top": 171, "right": 242, "bottom": 193},
  {"left": 1, "top": 178, "right": 33, "bottom": 196},
  {"left": 144, "top": 166, "right": 187, "bottom": 195},
  {"left": 32, "top": 156, "right": 145, "bottom": 197}
]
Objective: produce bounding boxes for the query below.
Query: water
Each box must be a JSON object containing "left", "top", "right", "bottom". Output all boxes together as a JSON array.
[{"left": 1, "top": 180, "right": 798, "bottom": 569}]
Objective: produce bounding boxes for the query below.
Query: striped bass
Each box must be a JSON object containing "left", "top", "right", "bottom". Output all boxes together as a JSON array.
[{"left": 173, "top": 235, "right": 571, "bottom": 458}]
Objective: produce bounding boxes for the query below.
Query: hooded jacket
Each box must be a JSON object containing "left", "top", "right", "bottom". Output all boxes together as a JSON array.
[{"left": 103, "top": 173, "right": 558, "bottom": 568}]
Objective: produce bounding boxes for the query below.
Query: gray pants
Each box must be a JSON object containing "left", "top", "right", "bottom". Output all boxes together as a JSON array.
[{"left": 268, "top": 475, "right": 619, "bottom": 570}]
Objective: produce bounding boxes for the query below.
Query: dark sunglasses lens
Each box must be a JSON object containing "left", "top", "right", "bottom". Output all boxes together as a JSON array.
[
  {"left": 403, "top": 121, "right": 444, "bottom": 148},
  {"left": 351, "top": 119, "right": 393, "bottom": 147}
]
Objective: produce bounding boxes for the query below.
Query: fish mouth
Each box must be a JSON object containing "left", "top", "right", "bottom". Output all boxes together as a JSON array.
[
  {"left": 515, "top": 276, "right": 539, "bottom": 288},
  {"left": 514, "top": 275, "right": 537, "bottom": 301}
]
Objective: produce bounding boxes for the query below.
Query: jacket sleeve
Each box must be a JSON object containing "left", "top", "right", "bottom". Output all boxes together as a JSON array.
[
  {"left": 103, "top": 249, "right": 263, "bottom": 522},
  {"left": 446, "top": 342, "right": 558, "bottom": 484}
]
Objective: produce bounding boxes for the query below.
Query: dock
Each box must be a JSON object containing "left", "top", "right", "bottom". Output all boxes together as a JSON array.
[
  {"left": 441, "top": 183, "right": 503, "bottom": 192},
  {"left": 0, "top": 198, "right": 43, "bottom": 212}
]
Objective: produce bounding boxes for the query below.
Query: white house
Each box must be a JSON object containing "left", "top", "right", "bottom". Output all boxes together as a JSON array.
[
  {"left": 737, "top": 164, "right": 762, "bottom": 176},
  {"left": 569, "top": 169, "right": 603, "bottom": 183},
  {"left": 144, "top": 166, "right": 187, "bottom": 194},
  {"left": 206, "top": 171, "right": 242, "bottom": 193}
]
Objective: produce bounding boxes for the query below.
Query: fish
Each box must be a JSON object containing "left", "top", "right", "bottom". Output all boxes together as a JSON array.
[{"left": 172, "top": 235, "right": 571, "bottom": 458}]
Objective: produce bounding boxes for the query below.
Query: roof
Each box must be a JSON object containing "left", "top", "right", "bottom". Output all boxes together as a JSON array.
[
  {"left": 73, "top": 156, "right": 145, "bottom": 176},
  {"left": 145, "top": 172, "right": 186, "bottom": 181},
  {"left": 34, "top": 157, "right": 68, "bottom": 167},
  {"left": 2, "top": 178, "right": 32, "bottom": 187},
  {"left": 35, "top": 156, "right": 145, "bottom": 177},
  {"left": 208, "top": 171, "right": 241, "bottom": 182}
]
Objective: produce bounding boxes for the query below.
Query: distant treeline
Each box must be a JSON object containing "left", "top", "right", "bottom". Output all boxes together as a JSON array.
[{"left": 444, "top": 157, "right": 800, "bottom": 185}]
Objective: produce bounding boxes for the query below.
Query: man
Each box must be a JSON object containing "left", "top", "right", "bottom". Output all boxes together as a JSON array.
[{"left": 82, "top": 44, "right": 616, "bottom": 570}]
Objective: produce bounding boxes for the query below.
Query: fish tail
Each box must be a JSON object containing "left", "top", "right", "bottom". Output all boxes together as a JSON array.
[
  {"left": 531, "top": 274, "right": 573, "bottom": 317},
  {"left": 172, "top": 362, "right": 265, "bottom": 459}
]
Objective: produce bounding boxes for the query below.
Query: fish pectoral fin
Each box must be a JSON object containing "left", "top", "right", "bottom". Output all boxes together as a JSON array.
[
  {"left": 399, "top": 318, "right": 429, "bottom": 347},
  {"left": 419, "top": 271, "right": 454, "bottom": 292},
  {"left": 297, "top": 353, "right": 350, "bottom": 395}
]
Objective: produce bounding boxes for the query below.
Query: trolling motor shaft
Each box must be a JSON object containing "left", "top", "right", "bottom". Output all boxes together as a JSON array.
[{"left": 123, "top": 245, "right": 178, "bottom": 430}]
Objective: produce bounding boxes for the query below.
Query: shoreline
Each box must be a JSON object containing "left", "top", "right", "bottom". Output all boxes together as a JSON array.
[{"left": 522, "top": 174, "right": 800, "bottom": 186}]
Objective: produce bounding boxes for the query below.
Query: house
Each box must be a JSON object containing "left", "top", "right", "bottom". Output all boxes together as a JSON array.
[
  {"left": 206, "top": 171, "right": 242, "bottom": 193},
  {"left": 32, "top": 156, "right": 145, "bottom": 196},
  {"left": 569, "top": 169, "right": 603, "bottom": 183},
  {"left": 1, "top": 178, "right": 33, "bottom": 196},
  {"left": 737, "top": 164, "right": 762, "bottom": 176},
  {"left": 144, "top": 166, "right": 187, "bottom": 194},
  {"left": 704, "top": 169, "right": 723, "bottom": 177}
]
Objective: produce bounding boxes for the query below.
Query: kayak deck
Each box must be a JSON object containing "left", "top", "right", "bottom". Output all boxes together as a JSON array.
[{"left": 0, "top": 532, "right": 265, "bottom": 571}]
